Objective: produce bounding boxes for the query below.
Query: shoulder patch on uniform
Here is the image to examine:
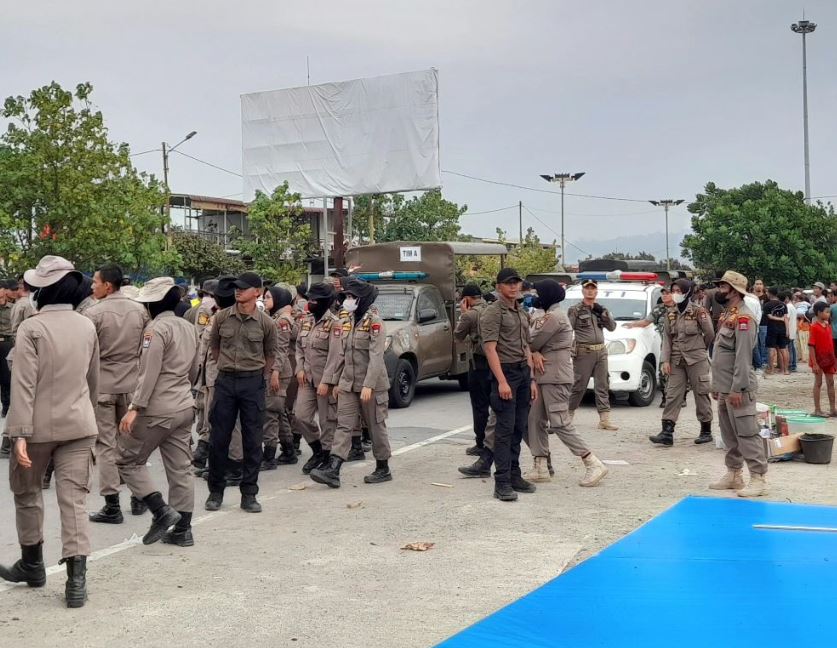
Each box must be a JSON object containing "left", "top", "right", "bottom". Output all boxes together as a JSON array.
[
  {"left": 142, "top": 332, "right": 153, "bottom": 349},
  {"left": 371, "top": 322, "right": 382, "bottom": 337},
  {"left": 302, "top": 320, "right": 312, "bottom": 332},
  {"left": 533, "top": 316, "right": 547, "bottom": 330},
  {"left": 278, "top": 319, "right": 291, "bottom": 332},
  {"left": 738, "top": 316, "right": 750, "bottom": 331},
  {"left": 198, "top": 312, "right": 209, "bottom": 326},
  {"left": 333, "top": 327, "right": 342, "bottom": 337}
]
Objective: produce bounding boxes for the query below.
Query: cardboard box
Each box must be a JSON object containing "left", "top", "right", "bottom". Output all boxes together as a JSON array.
[{"left": 763, "top": 433, "right": 802, "bottom": 459}]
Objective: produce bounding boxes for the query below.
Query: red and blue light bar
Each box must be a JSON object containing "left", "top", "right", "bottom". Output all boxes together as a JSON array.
[
  {"left": 578, "top": 271, "right": 659, "bottom": 282},
  {"left": 353, "top": 271, "right": 429, "bottom": 281}
]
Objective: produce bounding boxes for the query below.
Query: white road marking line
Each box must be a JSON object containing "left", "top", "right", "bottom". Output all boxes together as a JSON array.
[{"left": 1, "top": 423, "right": 473, "bottom": 592}]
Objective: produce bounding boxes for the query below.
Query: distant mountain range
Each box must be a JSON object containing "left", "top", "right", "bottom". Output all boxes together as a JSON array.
[{"left": 567, "top": 230, "right": 690, "bottom": 264}]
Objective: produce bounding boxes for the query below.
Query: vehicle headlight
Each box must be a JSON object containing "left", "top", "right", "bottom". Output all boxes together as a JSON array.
[
  {"left": 385, "top": 335, "right": 393, "bottom": 351},
  {"left": 607, "top": 339, "right": 637, "bottom": 356}
]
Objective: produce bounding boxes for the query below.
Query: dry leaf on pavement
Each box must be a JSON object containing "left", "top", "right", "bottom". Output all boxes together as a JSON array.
[{"left": 401, "top": 542, "right": 435, "bottom": 552}]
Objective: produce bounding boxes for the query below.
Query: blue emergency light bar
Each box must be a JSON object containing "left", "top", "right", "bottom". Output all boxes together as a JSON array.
[
  {"left": 577, "top": 271, "right": 659, "bottom": 282},
  {"left": 354, "top": 271, "right": 428, "bottom": 282}
]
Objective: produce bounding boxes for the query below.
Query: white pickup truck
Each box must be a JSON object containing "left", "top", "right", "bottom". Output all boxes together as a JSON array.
[{"left": 561, "top": 281, "right": 663, "bottom": 407}]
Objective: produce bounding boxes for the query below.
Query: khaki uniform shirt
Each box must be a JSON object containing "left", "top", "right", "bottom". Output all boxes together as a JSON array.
[
  {"left": 272, "top": 310, "right": 297, "bottom": 381},
  {"left": 296, "top": 311, "right": 339, "bottom": 386},
  {"left": 86, "top": 292, "right": 150, "bottom": 394},
  {"left": 529, "top": 304, "right": 574, "bottom": 385},
  {"left": 131, "top": 311, "right": 199, "bottom": 416},
  {"left": 197, "top": 314, "right": 219, "bottom": 389},
  {"left": 7, "top": 305, "right": 99, "bottom": 442},
  {"left": 10, "top": 298, "right": 35, "bottom": 337},
  {"left": 0, "top": 302, "right": 12, "bottom": 337},
  {"left": 77, "top": 295, "right": 97, "bottom": 315},
  {"left": 662, "top": 302, "right": 715, "bottom": 366},
  {"left": 327, "top": 309, "right": 390, "bottom": 392},
  {"left": 711, "top": 303, "right": 758, "bottom": 396},
  {"left": 194, "top": 300, "right": 214, "bottom": 334},
  {"left": 454, "top": 300, "right": 487, "bottom": 361},
  {"left": 183, "top": 306, "right": 198, "bottom": 324},
  {"left": 567, "top": 302, "right": 616, "bottom": 345},
  {"left": 209, "top": 305, "right": 277, "bottom": 373},
  {"left": 480, "top": 299, "right": 530, "bottom": 364}
]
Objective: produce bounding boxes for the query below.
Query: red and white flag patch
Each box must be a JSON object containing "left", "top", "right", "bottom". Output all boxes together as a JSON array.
[{"left": 737, "top": 317, "right": 750, "bottom": 331}]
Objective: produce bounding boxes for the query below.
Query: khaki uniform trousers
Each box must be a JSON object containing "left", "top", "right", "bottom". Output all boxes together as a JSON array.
[
  {"left": 332, "top": 390, "right": 391, "bottom": 461},
  {"left": 570, "top": 348, "right": 611, "bottom": 412},
  {"left": 663, "top": 357, "right": 713, "bottom": 423},
  {"left": 196, "top": 387, "right": 209, "bottom": 442},
  {"left": 718, "top": 393, "right": 767, "bottom": 476},
  {"left": 94, "top": 393, "right": 130, "bottom": 496},
  {"left": 117, "top": 409, "right": 195, "bottom": 512},
  {"left": 205, "top": 385, "right": 243, "bottom": 462},
  {"left": 527, "top": 383, "right": 590, "bottom": 458},
  {"left": 264, "top": 392, "right": 293, "bottom": 448},
  {"left": 293, "top": 382, "right": 337, "bottom": 449},
  {"left": 10, "top": 435, "right": 95, "bottom": 558}
]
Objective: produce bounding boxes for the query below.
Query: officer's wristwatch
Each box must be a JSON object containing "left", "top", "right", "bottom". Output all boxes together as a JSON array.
[{"left": 127, "top": 402, "right": 139, "bottom": 412}]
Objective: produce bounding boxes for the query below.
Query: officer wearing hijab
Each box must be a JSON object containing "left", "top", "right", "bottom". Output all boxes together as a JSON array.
[
  {"left": 649, "top": 279, "right": 715, "bottom": 447},
  {"left": 525, "top": 280, "right": 608, "bottom": 486},
  {"left": 311, "top": 278, "right": 392, "bottom": 488},
  {"left": 0, "top": 256, "right": 99, "bottom": 608},
  {"left": 117, "top": 278, "right": 199, "bottom": 546}
]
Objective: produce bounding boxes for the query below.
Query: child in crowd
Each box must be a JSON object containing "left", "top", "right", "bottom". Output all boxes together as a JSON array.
[{"left": 808, "top": 301, "right": 837, "bottom": 417}]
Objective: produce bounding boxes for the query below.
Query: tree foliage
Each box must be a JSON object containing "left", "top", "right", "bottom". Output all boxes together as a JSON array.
[
  {"left": 170, "top": 228, "right": 245, "bottom": 281},
  {"left": 457, "top": 227, "right": 557, "bottom": 287},
  {"left": 235, "top": 182, "right": 314, "bottom": 284},
  {"left": 602, "top": 251, "right": 656, "bottom": 261},
  {"left": 681, "top": 180, "right": 837, "bottom": 286},
  {"left": 352, "top": 189, "right": 465, "bottom": 243},
  {"left": 0, "top": 82, "right": 175, "bottom": 275}
]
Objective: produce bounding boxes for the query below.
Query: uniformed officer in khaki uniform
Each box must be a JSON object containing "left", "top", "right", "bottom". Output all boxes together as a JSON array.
[
  {"left": 650, "top": 279, "right": 715, "bottom": 447},
  {"left": 260, "top": 286, "right": 298, "bottom": 469},
  {"left": 10, "top": 280, "right": 35, "bottom": 336},
  {"left": 86, "top": 263, "right": 150, "bottom": 523},
  {"left": 0, "top": 256, "right": 99, "bottom": 608},
  {"left": 117, "top": 277, "right": 199, "bottom": 546},
  {"left": 310, "top": 278, "right": 392, "bottom": 488},
  {"left": 0, "top": 284, "right": 13, "bottom": 418},
  {"left": 454, "top": 283, "right": 491, "bottom": 457},
  {"left": 206, "top": 272, "right": 277, "bottom": 513},
  {"left": 708, "top": 271, "right": 768, "bottom": 498},
  {"left": 568, "top": 279, "right": 619, "bottom": 430},
  {"left": 294, "top": 282, "right": 339, "bottom": 474},
  {"left": 525, "top": 280, "right": 608, "bottom": 486},
  {"left": 191, "top": 279, "right": 217, "bottom": 450},
  {"left": 479, "top": 268, "right": 537, "bottom": 502}
]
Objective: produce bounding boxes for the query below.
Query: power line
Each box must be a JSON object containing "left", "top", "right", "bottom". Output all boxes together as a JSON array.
[
  {"left": 463, "top": 205, "right": 519, "bottom": 216},
  {"left": 522, "top": 206, "right": 591, "bottom": 257},
  {"left": 442, "top": 169, "right": 649, "bottom": 203},
  {"left": 129, "top": 148, "right": 161, "bottom": 158},
  {"left": 525, "top": 205, "right": 661, "bottom": 217},
  {"left": 171, "top": 150, "right": 243, "bottom": 177}
]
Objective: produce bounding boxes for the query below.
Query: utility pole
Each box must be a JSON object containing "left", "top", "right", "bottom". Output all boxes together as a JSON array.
[
  {"left": 540, "top": 172, "right": 585, "bottom": 269},
  {"left": 791, "top": 18, "right": 817, "bottom": 203},
  {"left": 518, "top": 201, "right": 523, "bottom": 247},
  {"left": 649, "top": 199, "right": 684, "bottom": 271},
  {"left": 160, "top": 131, "right": 197, "bottom": 225}
]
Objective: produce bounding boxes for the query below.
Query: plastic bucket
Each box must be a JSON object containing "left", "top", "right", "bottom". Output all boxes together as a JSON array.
[{"left": 800, "top": 433, "right": 835, "bottom": 465}]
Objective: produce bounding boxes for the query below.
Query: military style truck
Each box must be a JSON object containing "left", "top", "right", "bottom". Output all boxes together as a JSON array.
[{"left": 345, "top": 241, "right": 508, "bottom": 408}]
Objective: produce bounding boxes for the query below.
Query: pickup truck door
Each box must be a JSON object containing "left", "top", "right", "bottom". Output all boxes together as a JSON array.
[{"left": 414, "top": 289, "right": 452, "bottom": 378}]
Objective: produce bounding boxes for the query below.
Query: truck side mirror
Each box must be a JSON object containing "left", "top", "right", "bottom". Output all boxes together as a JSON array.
[{"left": 418, "top": 308, "right": 438, "bottom": 324}]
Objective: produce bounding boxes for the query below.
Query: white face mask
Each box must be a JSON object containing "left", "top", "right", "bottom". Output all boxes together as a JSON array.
[
  {"left": 256, "top": 299, "right": 265, "bottom": 312},
  {"left": 672, "top": 294, "right": 687, "bottom": 304},
  {"left": 343, "top": 297, "right": 358, "bottom": 313}
]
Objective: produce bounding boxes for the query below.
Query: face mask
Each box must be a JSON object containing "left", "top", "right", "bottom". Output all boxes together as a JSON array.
[
  {"left": 256, "top": 299, "right": 265, "bottom": 312},
  {"left": 714, "top": 291, "right": 729, "bottom": 305},
  {"left": 343, "top": 297, "right": 358, "bottom": 313},
  {"left": 29, "top": 292, "right": 39, "bottom": 311},
  {"left": 672, "top": 294, "right": 687, "bottom": 304}
]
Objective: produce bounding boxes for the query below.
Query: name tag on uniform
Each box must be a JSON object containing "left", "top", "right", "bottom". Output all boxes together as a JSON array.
[{"left": 143, "top": 332, "right": 153, "bottom": 349}]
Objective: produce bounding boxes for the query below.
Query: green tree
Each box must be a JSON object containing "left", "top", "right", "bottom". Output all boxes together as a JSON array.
[
  {"left": 681, "top": 180, "right": 837, "bottom": 286},
  {"left": 236, "top": 182, "right": 314, "bottom": 284},
  {"left": 351, "top": 189, "right": 464, "bottom": 243},
  {"left": 170, "top": 228, "right": 245, "bottom": 280},
  {"left": 351, "top": 193, "right": 402, "bottom": 244},
  {"left": 507, "top": 227, "right": 558, "bottom": 278},
  {"left": 602, "top": 251, "right": 656, "bottom": 261},
  {"left": 0, "top": 82, "right": 175, "bottom": 275}
]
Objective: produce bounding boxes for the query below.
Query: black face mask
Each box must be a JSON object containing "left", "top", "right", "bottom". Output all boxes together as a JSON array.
[
  {"left": 714, "top": 291, "right": 729, "bottom": 305},
  {"left": 309, "top": 299, "right": 330, "bottom": 320}
]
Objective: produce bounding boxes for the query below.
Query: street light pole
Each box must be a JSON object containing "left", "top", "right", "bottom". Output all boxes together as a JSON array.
[
  {"left": 160, "top": 131, "right": 197, "bottom": 231},
  {"left": 649, "top": 199, "right": 684, "bottom": 271},
  {"left": 540, "top": 172, "right": 585, "bottom": 268},
  {"left": 791, "top": 18, "right": 816, "bottom": 203}
]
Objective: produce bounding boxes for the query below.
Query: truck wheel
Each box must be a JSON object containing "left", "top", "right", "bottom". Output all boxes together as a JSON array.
[
  {"left": 456, "top": 373, "right": 469, "bottom": 391},
  {"left": 389, "top": 359, "right": 416, "bottom": 409},
  {"left": 628, "top": 361, "right": 657, "bottom": 407}
]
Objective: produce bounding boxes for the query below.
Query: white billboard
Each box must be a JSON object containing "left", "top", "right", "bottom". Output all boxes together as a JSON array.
[{"left": 241, "top": 69, "right": 441, "bottom": 199}]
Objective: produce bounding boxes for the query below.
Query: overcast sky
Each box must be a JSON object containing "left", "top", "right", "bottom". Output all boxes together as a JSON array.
[{"left": 3, "top": 0, "right": 833, "bottom": 262}]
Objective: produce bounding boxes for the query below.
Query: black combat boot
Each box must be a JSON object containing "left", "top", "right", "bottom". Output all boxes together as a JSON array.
[
  {"left": 310, "top": 455, "right": 344, "bottom": 489},
  {"left": 89, "top": 494, "right": 123, "bottom": 524},
  {"left": 42, "top": 459, "right": 55, "bottom": 490},
  {"left": 292, "top": 432, "right": 302, "bottom": 455},
  {"left": 695, "top": 421, "right": 714, "bottom": 445},
  {"left": 240, "top": 494, "right": 262, "bottom": 513},
  {"left": 511, "top": 474, "right": 536, "bottom": 493},
  {"left": 62, "top": 556, "right": 87, "bottom": 608},
  {"left": 458, "top": 448, "right": 493, "bottom": 478},
  {"left": 130, "top": 496, "right": 148, "bottom": 516},
  {"left": 205, "top": 491, "right": 223, "bottom": 511},
  {"left": 1, "top": 435, "right": 11, "bottom": 458},
  {"left": 276, "top": 440, "right": 298, "bottom": 465},
  {"left": 302, "top": 440, "right": 325, "bottom": 474},
  {"left": 649, "top": 419, "right": 675, "bottom": 446},
  {"left": 364, "top": 459, "right": 392, "bottom": 484},
  {"left": 260, "top": 445, "right": 279, "bottom": 471},
  {"left": 191, "top": 439, "right": 210, "bottom": 469},
  {"left": 0, "top": 543, "right": 46, "bottom": 587},
  {"left": 225, "top": 461, "right": 243, "bottom": 487},
  {"left": 346, "top": 436, "right": 365, "bottom": 462},
  {"left": 465, "top": 443, "right": 483, "bottom": 456},
  {"left": 546, "top": 452, "right": 555, "bottom": 477},
  {"left": 162, "top": 512, "right": 194, "bottom": 547},
  {"left": 142, "top": 491, "right": 181, "bottom": 545},
  {"left": 494, "top": 482, "right": 518, "bottom": 502}
]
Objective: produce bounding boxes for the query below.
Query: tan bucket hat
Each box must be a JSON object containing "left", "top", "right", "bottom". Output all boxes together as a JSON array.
[
  {"left": 23, "top": 255, "right": 79, "bottom": 288},
  {"left": 717, "top": 270, "right": 748, "bottom": 295},
  {"left": 134, "top": 277, "right": 176, "bottom": 303}
]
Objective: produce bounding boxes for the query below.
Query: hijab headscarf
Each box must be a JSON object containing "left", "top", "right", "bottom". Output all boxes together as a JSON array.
[
  {"left": 35, "top": 272, "right": 84, "bottom": 310},
  {"left": 147, "top": 287, "right": 182, "bottom": 320},
  {"left": 673, "top": 278, "right": 693, "bottom": 313},
  {"left": 342, "top": 277, "right": 378, "bottom": 322},
  {"left": 307, "top": 282, "right": 336, "bottom": 320},
  {"left": 267, "top": 286, "right": 293, "bottom": 316},
  {"left": 533, "top": 279, "right": 566, "bottom": 311}
]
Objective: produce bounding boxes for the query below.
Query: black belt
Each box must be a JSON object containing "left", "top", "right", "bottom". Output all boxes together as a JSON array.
[
  {"left": 219, "top": 369, "right": 263, "bottom": 377},
  {"left": 500, "top": 361, "right": 527, "bottom": 368}
]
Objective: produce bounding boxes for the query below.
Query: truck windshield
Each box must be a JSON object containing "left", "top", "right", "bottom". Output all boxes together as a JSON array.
[
  {"left": 561, "top": 297, "right": 647, "bottom": 321},
  {"left": 373, "top": 293, "right": 415, "bottom": 321}
]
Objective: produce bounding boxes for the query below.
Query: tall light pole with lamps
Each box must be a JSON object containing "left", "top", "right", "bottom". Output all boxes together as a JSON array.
[
  {"left": 649, "top": 199, "right": 684, "bottom": 272},
  {"left": 791, "top": 18, "right": 816, "bottom": 203},
  {"left": 540, "top": 172, "right": 585, "bottom": 268}
]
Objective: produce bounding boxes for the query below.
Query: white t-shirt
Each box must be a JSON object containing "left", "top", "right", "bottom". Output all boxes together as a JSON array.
[
  {"left": 744, "top": 293, "right": 762, "bottom": 324},
  {"left": 786, "top": 302, "right": 798, "bottom": 339}
]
